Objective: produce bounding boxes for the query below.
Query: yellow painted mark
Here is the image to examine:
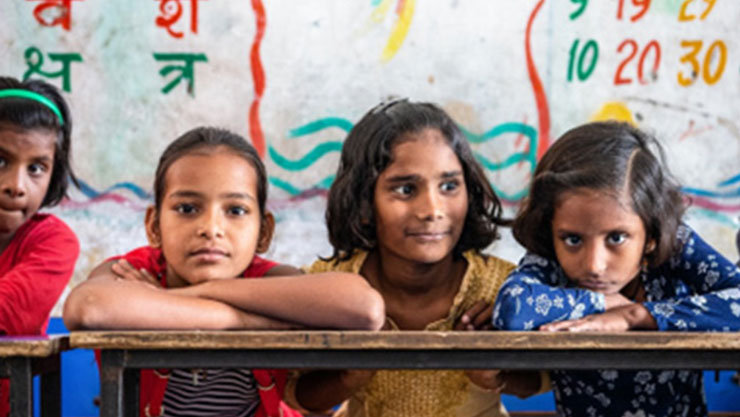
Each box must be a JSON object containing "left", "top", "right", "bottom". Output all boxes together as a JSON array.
[
  {"left": 381, "top": 0, "right": 415, "bottom": 62},
  {"left": 590, "top": 102, "right": 636, "bottom": 125}
]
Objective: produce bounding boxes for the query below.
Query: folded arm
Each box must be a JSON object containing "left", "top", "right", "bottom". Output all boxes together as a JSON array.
[{"left": 62, "top": 261, "right": 295, "bottom": 330}]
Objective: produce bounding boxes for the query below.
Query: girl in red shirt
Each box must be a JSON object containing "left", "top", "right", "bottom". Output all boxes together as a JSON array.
[
  {"left": 0, "top": 76, "right": 80, "bottom": 417},
  {"left": 64, "top": 126, "right": 384, "bottom": 417}
]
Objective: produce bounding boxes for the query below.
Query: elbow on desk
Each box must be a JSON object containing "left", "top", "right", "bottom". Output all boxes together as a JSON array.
[
  {"left": 492, "top": 297, "right": 532, "bottom": 331},
  {"left": 349, "top": 289, "right": 386, "bottom": 331},
  {"left": 62, "top": 287, "right": 110, "bottom": 330}
]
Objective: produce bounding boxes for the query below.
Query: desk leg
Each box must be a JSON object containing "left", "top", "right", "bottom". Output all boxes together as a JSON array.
[
  {"left": 124, "top": 368, "right": 140, "bottom": 417},
  {"left": 39, "top": 355, "right": 61, "bottom": 417},
  {"left": 7, "top": 357, "right": 32, "bottom": 417},
  {"left": 100, "top": 350, "right": 139, "bottom": 417}
]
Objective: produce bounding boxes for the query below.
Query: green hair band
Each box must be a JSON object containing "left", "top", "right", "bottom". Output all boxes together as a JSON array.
[{"left": 0, "top": 89, "right": 64, "bottom": 126}]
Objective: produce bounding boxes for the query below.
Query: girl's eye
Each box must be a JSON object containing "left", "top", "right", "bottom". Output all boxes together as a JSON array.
[
  {"left": 440, "top": 180, "right": 460, "bottom": 192},
  {"left": 0, "top": 157, "right": 6, "bottom": 168},
  {"left": 562, "top": 235, "right": 582, "bottom": 247},
  {"left": 392, "top": 184, "right": 415, "bottom": 196},
  {"left": 227, "top": 206, "right": 247, "bottom": 216},
  {"left": 28, "top": 163, "right": 47, "bottom": 176},
  {"left": 607, "top": 232, "right": 628, "bottom": 245},
  {"left": 175, "top": 203, "right": 197, "bottom": 215}
]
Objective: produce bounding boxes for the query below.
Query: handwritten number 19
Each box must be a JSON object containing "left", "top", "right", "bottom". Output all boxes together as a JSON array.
[{"left": 617, "top": 0, "right": 651, "bottom": 21}]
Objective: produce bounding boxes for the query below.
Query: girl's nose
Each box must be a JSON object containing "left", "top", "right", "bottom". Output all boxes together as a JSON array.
[
  {"left": 1, "top": 168, "right": 27, "bottom": 199},
  {"left": 197, "top": 209, "right": 225, "bottom": 238},
  {"left": 415, "top": 189, "right": 444, "bottom": 221},
  {"left": 584, "top": 244, "right": 608, "bottom": 277}
]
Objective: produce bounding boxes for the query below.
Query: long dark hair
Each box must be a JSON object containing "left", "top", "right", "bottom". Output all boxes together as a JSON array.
[
  {"left": 326, "top": 99, "right": 506, "bottom": 261},
  {"left": 513, "top": 121, "right": 685, "bottom": 267},
  {"left": 0, "top": 76, "right": 77, "bottom": 207}
]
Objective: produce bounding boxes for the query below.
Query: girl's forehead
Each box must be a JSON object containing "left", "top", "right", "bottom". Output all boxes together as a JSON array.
[
  {"left": 0, "top": 125, "right": 57, "bottom": 151},
  {"left": 164, "top": 151, "right": 259, "bottom": 191}
]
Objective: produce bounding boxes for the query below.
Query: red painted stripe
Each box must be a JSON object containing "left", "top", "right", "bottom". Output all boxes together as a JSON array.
[
  {"left": 525, "top": 0, "right": 551, "bottom": 160},
  {"left": 690, "top": 197, "right": 740, "bottom": 213},
  {"left": 249, "top": 0, "right": 267, "bottom": 157}
]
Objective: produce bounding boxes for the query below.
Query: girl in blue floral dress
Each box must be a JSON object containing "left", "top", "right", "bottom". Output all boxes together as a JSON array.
[{"left": 492, "top": 121, "right": 740, "bottom": 417}]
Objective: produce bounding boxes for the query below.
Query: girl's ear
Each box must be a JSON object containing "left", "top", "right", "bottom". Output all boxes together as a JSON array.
[
  {"left": 144, "top": 205, "right": 162, "bottom": 248},
  {"left": 645, "top": 239, "right": 656, "bottom": 254},
  {"left": 256, "top": 211, "right": 275, "bottom": 254}
]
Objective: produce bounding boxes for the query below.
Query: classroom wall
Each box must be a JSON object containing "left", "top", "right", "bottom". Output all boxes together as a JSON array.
[{"left": 0, "top": 0, "right": 738, "bottom": 315}]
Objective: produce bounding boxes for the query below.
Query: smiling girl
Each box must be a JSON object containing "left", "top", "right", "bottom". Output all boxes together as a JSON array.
[
  {"left": 493, "top": 121, "right": 740, "bottom": 417},
  {"left": 287, "top": 100, "right": 544, "bottom": 417}
]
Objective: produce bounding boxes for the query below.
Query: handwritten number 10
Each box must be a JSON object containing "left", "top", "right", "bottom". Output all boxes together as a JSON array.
[
  {"left": 568, "top": 39, "right": 599, "bottom": 82},
  {"left": 617, "top": 0, "right": 651, "bottom": 21}
]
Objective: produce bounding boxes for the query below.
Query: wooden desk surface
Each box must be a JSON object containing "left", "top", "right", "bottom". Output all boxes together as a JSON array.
[
  {"left": 70, "top": 330, "right": 740, "bottom": 350},
  {"left": 0, "top": 335, "right": 68, "bottom": 357}
]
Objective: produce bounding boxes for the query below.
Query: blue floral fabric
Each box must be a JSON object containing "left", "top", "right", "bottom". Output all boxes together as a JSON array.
[{"left": 493, "top": 225, "right": 740, "bottom": 417}]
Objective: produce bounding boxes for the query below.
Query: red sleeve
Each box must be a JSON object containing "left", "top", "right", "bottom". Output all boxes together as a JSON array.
[
  {"left": 106, "top": 246, "right": 164, "bottom": 272},
  {"left": 0, "top": 215, "right": 80, "bottom": 336},
  {"left": 242, "top": 255, "right": 279, "bottom": 278}
]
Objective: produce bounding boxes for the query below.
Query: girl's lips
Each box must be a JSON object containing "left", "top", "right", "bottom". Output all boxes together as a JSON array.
[
  {"left": 189, "top": 248, "right": 228, "bottom": 262},
  {"left": 580, "top": 281, "right": 610, "bottom": 291},
  {"left": 406, "top": 231, "right": 449, "bottom": 242}
]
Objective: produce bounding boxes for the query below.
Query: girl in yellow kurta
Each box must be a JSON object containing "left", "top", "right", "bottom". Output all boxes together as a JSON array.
[{"left": 286, "top": 100, "right": 545, "bottom": 417}]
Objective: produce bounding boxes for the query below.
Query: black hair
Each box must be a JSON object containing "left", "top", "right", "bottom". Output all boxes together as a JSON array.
[
  {"left": 513, "top": 121, "right": 685, "bottom": 267},
  {"left": 326, "top": 99, "right": 506, "bottom": 261},
  {"left": 153, "top": 126, "right": 268, "bottom": 218},
  {"left": 0, "top": 76, "right": 77, "bottom": 207}
]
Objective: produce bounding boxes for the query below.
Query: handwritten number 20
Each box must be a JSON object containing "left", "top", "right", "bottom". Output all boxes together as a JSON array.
[{"left": 614, "top": 40, "right": 661, "bottom": 85}]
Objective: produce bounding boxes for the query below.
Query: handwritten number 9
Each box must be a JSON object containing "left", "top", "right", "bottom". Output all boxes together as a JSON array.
[{"left": 569, "top": 0, "right": 588, "bottom": 20}]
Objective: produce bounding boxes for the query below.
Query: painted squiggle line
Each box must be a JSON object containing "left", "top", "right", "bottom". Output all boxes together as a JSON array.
[
  {"left": 269, "top": 175, "right": 335, "bottom": 196},
  {"left": 689, "top": 208, "right": 740, "bottom": 228},
  {"left": 718, "top": 173, "right": 740, "bottom": 187},
  {"left": 381, "top": 0, "right": 415, "bottom": 62},
  {"left": 249, "top": 0, "right": 267, "bottom": 157},
  {"left": 269, "top": 142, "right": 343, "bottom": 171},
  {"left": 682, "top": 186, "right": 740, "bottom": 199},
  {"left": 76, "top": 179, "right": 152, "bottom": 200},
  {"left": 288, "top": 117, "right": 354, "bottom": 138},
  {"left": 525, "top": 0, "right": 550, "bottom": 160},
  {"left": 690, "top": 197, "right": 740, "bottom": 213},
  {"left": 60, "top": 194, "right": 149, "bottom": 211}
]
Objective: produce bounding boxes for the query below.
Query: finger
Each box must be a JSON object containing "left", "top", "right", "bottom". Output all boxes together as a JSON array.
[
  {"left": 139, "top": 269, "right": 160, "bottom": 286},
  {"left": 454, "top": 315, "right": 470, "bottom": 331},
  {"left": 464, "top": 300, "right": 488, "bottom": 319},
  {"left": 539, "top": 320, "right": 579, "bottom": 332},
  {"left": 111, "top": 262, "right": 139, "bottom": 280},
  {"left": 472, "top": 303, "right": 495, "bottom": 329}
]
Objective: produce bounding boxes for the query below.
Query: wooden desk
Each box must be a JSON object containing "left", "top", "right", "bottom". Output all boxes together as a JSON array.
[
  {"left": 0, "top": 335, "right": 67, "bottom": 417},
  {"left": 72, "top": 330, "right": 740, "bottom": 417}
]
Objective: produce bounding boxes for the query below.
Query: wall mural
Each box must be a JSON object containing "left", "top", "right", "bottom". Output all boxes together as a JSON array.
[{"left": 1, "top": 0, "right": 738, "bottom": 314}]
